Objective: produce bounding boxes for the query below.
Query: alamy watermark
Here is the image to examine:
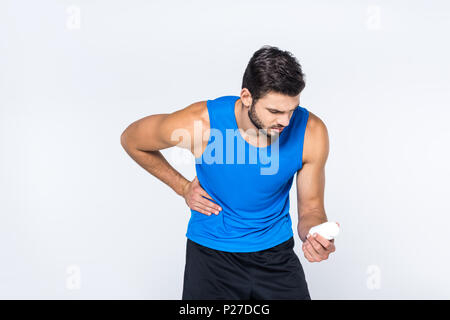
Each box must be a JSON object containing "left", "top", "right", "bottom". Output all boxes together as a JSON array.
[
  {"left": 366, "top": 264, "right": 381, "bottom": 290},
  {"left": 169, "top": 120, "right": 280, "bottom": 175},
  {"left": 66, "top": 5, "right": 81, "bottom": 30},
  {"left": 366, "top": 5, "right": 381, "bottom": 30},
  {"left": 66, "top": 265, "right": 81, "bottom": 290}
]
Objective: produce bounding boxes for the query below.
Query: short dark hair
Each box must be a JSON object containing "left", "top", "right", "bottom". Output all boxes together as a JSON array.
[{"left": 241, "top": 45, "right": 306, "bottom": 103}]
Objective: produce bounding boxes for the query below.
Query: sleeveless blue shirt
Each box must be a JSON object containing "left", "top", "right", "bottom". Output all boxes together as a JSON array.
[{"left": 185, "top": 95, "right": 309, "bottom": 252}]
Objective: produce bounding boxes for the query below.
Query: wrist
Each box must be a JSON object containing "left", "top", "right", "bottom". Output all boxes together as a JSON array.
[
  {"left": 298, "top": 217, "right": 325, "bottom": 242},
  {"left": 179, "top": 179, "right": 190, "bottom": 197}
]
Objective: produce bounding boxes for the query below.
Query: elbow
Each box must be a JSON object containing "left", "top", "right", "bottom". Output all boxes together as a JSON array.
[
  {"left": 120, "top": 129, "right": 130, "bottom": 150},
  {"left": 120, "top": 128, "right": 142, "bottom": 155}
]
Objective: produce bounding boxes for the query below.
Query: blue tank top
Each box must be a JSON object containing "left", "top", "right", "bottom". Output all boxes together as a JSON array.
[{"left": 185, "top": 95, "right": 309, "bottom": 252}]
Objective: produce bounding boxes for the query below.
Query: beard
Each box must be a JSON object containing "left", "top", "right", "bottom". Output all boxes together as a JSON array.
[{"left": 247, "top": 102, "right": 279, "bottom": 138}]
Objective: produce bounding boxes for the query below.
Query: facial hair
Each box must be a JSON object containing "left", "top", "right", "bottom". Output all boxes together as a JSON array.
[{"left": 247, "top": 102, "right": 278, "bottom": 138}]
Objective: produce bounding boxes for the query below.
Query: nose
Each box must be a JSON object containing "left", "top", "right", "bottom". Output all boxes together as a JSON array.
[{"left": 278, "top": 114, "right": 291, "bottom": 127}]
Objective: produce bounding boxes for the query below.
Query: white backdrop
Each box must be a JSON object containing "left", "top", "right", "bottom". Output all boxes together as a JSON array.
[{"left": 1, "top": 0, "right": 449, "bottom": 299}]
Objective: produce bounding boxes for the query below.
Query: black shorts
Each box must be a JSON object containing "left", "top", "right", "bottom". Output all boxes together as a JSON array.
[{"left": 182, "top": 236, "right": 311, "bottom": 300}]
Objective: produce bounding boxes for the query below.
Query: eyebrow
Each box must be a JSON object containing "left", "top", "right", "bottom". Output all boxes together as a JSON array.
[{"left": 267, "top": 106, "right": 298, "bottom": 112}]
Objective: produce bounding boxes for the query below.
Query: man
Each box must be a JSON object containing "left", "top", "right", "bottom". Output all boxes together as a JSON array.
[{"left": 120, "top": 45, "right": 338, "bottom": 300}]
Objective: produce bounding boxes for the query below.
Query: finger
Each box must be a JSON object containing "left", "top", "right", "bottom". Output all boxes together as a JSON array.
[
  {"left": 303, "top": 244, "right": 318, "bottom": 262},
  {"left": 304, "top": 240, "right": 321, "bottom": 261},
  {"left": 301, "top": 243, "right": 313, "bottom": 261},
  {"left": 192, "top": 204, "right": 213, "bottom": 216},
  {"left": 191, "top": 205, "right": 210, "bottom": 216},
  {"left": 323, "top": 239, "right": 336, "bottom": 253},
  {"left": 199, "top": 188, "right": 214, "bottom": 200},
  {"left": 306, "top": 253, "right": 316, "bottom": 263},
  {"left": 196, "top": 196, "right": 221, "bottom": 214},
  {"left": 307, "top": 235, "right": 326, "bottom": 256},
  {"left": 194, "top": 194, "right": 220, "bottom": 214},
  {"left": 195, "top": 202, "right": 217, "bottom": 215},
  {"left": 312, "top": 233, "right": 334, "bottom": 251},
  {"left": 196, "top": 188, "right": 222, "bottom": 211},
  {"left": 198, "top": 189, "right": 220, "bottom": 208}
]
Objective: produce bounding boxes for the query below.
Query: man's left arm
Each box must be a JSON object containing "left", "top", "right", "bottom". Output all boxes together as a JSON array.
[{"left": 296, "top": 112, "right": 337, "bottom": 263}]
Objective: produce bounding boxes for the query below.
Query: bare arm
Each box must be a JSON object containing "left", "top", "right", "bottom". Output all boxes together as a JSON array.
[
  {"left": 296, "top": 112, "right": 330, "bottom": 243},
  {"left": 120, "top": 101, "right": 205, "bottom": 197}
]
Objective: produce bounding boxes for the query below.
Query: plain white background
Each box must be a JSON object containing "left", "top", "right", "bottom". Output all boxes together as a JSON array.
[{"left": 1, "top": 0, "right": 449, "bottom": 299}]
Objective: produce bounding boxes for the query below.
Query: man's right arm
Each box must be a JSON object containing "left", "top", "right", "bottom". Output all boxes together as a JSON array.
[{"left": 120, "top": 101, "right": 206, "bottom": 197}]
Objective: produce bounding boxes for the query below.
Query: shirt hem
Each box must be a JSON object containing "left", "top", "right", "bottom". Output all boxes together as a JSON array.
[{"left": 186, "top": 230, "right": 294, "bottom": 253}]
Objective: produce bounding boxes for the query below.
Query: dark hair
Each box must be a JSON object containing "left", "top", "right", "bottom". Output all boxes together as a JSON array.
[{"left": 241, "top": 45, "right": 305, "bottom": 103}]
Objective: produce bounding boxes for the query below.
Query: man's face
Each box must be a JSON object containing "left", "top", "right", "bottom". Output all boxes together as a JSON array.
[{"left": 247, "top": 91, "right": 300, "bottom": 138}]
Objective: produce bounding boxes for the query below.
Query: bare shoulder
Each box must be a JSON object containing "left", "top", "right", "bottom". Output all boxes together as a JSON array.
[
  {"left": 166, "top": 100, "right": 208, "bottom": 128},
  {"left": 184, "top": 100, "right": 210, "bottom": 126},
  {"left": 305, "top": 111, "right": 327, "bottom": 135},
  {"left": 302, "top": 111, "right": 329, "bottom": 165},
  {"left": 120, "top": 100, "right": 210, "bottom": 154},
  {"left": 160, "top": 100, "right": 210, "bottom": 154}
]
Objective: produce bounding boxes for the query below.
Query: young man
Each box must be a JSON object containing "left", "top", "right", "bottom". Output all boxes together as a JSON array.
[{"left": 120, "top": 45, "right": 337, "bottom": 300}]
